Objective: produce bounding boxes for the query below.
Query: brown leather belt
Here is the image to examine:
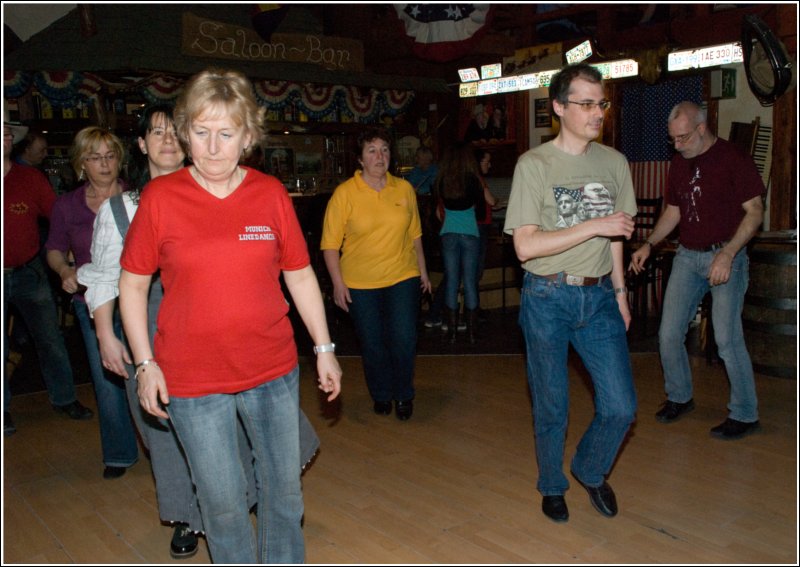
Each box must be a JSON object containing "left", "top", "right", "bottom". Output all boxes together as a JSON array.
[{"left": 534, "top": 272, "right": 610, "bottom": 286}]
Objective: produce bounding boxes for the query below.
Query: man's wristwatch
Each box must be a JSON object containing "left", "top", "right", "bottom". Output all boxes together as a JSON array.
[{"left": 313, "top": 343, "right": 336, "bottom": 355}]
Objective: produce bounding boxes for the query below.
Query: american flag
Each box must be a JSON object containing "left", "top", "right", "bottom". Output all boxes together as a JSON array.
[
  {"left": 620, "top": 75, "right": 703, "bottom": 162},
  {"left": 394, "top": 4, "right": 493, "bottom": 62}
]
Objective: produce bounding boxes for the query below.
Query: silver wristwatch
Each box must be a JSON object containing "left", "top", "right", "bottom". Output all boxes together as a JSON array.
[{"left": 313, "top": 342, "right": 336, "bottom": 355}]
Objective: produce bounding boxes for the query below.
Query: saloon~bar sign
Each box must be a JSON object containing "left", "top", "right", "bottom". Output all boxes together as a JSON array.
[{"left": 181, "top": 12, "right": 364, "bottom": 72}]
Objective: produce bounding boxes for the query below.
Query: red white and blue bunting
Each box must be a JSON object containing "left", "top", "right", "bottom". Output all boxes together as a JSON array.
[
  {"left": 5, "top": 71, "right": 414, "bottom": 122},
  {"left": 252, "top": 81, "right": 414, "bottom": 122},
  {"left": 394, "top": 3, "right": 493, "bottom": 62}
]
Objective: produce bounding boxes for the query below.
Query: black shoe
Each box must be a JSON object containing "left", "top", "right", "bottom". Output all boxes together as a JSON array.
[
  {"left": 710, "top": 418, "right": 760, "bottom": 440},
  {"left": 373, "top": 401, "right": 392, "bottom": 415},
  {"left": 395, "top": 400, "right": 413, "bottom": 421},
  {"left": 103, "top": 466, "right": 127, "bottom": 479},
  {"left": 541, "top": 495, "right": 569, "bottom": 522},
  {"left": 655, "top": 399, "right": 694, "bottom": 423},
  {"left": 170, "top": 523, "right": 199, "bottom": 559},
  {"left": 53, "top": 400, "right": 94, "bottom": 420},
  {"left": 571, "top": 471, "right": 617, "bottom": 517}
]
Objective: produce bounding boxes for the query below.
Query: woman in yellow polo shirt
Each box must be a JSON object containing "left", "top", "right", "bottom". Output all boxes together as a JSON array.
[{"left": 321, "top": 126, "right": 431, "bottom": 420}]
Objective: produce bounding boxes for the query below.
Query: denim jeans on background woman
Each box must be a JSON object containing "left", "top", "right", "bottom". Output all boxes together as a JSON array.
[
  {"left": 441, "top": 232, "right": 480, "bottom": 312},
  {"left": 168, "top": 367, "right": 304, "bottom": 564},
  {"left": 72, "top": 299, "right": 139, "bottom": 468},
  {"left": 658, "top": 246, "right": 757, "bottom": 422},
  {"left": 4, "top": 257, "right": 79, "bottom": 412},
  {"left": 519, "top": 272, "right": 637, "bottom": 496},
  {"left": 348, "top": 276, "right": 420, "bottom": 404}
]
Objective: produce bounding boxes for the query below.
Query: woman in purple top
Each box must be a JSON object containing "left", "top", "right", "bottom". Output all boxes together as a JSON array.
[{"left": 46, "top": 127, "right": 138, "bottom": 479}]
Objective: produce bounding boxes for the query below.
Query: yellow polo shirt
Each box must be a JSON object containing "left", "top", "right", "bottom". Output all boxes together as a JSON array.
[{"left": 321, "top": 170, "right": 422, "bottom": 289}]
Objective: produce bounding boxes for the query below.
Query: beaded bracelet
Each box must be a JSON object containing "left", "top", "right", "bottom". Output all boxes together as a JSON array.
[{"left": 134, "top": 359, "right": 159, "bottom": 376}]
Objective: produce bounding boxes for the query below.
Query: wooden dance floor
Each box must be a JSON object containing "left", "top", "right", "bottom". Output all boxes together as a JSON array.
[{"left": 2, "top": 353, "right": 797, "bottom": 564}]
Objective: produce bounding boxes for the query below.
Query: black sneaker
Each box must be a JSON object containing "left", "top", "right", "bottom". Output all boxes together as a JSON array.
[
  {"left": 170, "top": 523, "right": 199, "bottom": 559},
  {"left": 53, "top": 400, "right": 94, "bottom": 420},
  {"left": 710, "top": 418, "right": 760, "bottom": 440},
  {"left": 655, "top": 399, "right": 695, "bottom": 423}
]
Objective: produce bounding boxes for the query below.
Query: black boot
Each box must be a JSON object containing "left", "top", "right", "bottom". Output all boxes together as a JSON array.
[
  {"left": 466, "top": 308, "right": 478, "bottom": 345},
  {"left": 446, "top": 308, "right": 458, "bottom": 344}
]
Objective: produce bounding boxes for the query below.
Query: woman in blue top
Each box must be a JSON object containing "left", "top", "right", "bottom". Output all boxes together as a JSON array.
[{"left": 434, "top": 142, "right": 486, "bottom": 344}]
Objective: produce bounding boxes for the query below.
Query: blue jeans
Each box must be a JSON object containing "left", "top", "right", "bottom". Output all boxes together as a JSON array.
[
  {"left": 658, "top": 246, "right": 757, "bottom": 422},
  {"left": 73, "top": 300, "right": 139, "bottom": 467},
  {"left": 519, "top": 272, "right": 637, "bottom": 495},
  {"left": 4, "top": 256, "right": 78, "bottom": 411},
  {"left": 478, "top": 223, "right": 492, "bottom": 285},
  {"left": 168, "top": 367, "right": 304, "bottom": 564},
  {"left": 441, "top": 233, "right": 480, "bottom": 311},
  {"left": 349, "top": 277, "right": 420, "bottom": 403}
]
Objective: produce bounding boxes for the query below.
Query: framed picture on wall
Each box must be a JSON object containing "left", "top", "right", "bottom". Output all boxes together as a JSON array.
[
  {"left": 534, "top": 97, "right": 551, "bottom": 128},
  {"left": 265, "top": 147, "right": 294, "bottom": 180},
  {"left": 459, "top": 93, "right": 515, "bottom": 142},
  {"left": 535, "top": 113, "right": 552, "bottom": 128},
  {"left": 296, "top": 152, "right": 322, "bottom": 175}
]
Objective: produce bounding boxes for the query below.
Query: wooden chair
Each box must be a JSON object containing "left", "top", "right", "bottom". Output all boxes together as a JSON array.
[{"left": 626, "top": 197, "right": 664, "bottom": 330}]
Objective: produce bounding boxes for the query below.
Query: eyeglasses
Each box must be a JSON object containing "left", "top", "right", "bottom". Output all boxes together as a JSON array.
[
  {"left": 84, "top": 153, "right": 118, "bottom": 164},
  {"left": 564, "top": 99, "right": 611, "bottom": 112},
  {"left": 667, "top": 125, "right": 699, "bottom": 145}
]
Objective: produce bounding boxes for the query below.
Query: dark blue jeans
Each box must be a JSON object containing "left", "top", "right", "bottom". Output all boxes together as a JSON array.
[
  {"left": 519, "top": 271, "right": 637, "bottom": 495},
  {"left": 441, "top": 233, "right": 481, "bottom": 311},
  {"left": 73, "top": 300, "right": 139, "bottom": 468},
  {"left": 349, "top": 277, "right": 420, "bottom": 403},
  {"left": 4, "top": 256, "right": 78, "bottom": 411}
]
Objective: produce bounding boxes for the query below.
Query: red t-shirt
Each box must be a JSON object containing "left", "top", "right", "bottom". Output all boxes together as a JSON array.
[
  {"left": 120, "top": 167, "right": 310, "bottom": 397},
  {"left": 3, "top": 163, "right": 54, "bottom": 267},
  {"left": 667, "top": 138, "right": 765, "bottom": 249}
]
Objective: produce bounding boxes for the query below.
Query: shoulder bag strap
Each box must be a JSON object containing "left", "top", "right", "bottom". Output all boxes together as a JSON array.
[{"left": 109, "top": 194, "right": 131, "bottom": 240}]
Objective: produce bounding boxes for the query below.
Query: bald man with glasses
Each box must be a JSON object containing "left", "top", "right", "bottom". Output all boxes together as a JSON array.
[{"left": 630, "top": 101, "right": 765, "bottom": 441}]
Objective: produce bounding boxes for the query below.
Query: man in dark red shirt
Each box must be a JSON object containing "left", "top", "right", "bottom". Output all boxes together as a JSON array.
[
  {"left": 4, "top": 115, "right": 92, "bottom": 436},
  {"left": 630, "top": 101, "right": 765, "bottom": 440}
]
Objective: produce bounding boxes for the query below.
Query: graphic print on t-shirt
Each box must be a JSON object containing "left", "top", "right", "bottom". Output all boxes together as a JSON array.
[
  {"left": 238, "top": 224, "right": 276, "bottom": 241},
  {"left": 682, "top": 165, "right": 702, "bottom": 223},
  {"left": 553, "top": 182, "right": 614, "bottom": 228}
]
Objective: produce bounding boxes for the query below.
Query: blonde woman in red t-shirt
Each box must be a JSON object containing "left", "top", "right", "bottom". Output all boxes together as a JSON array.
[{"left": 119, "top": 68, "right": 341, "bottom": 564}]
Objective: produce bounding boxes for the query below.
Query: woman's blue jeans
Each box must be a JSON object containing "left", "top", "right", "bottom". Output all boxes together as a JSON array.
[
  {"left": 441, "top": 233, "right": 480, "bottom": 311},
  {"left": 73, "top": 299, "right": 138, "bottom": 468},
  {"left": 519, "top": 272, "right": 637, "bottom": 495},
  {"left": 168, "top": 367, "right": 304, "bottom": 564},
  {"left": 658, "top": 246, "right": 757, "bottom": 422},
  {"left": 348, "top": 277, "right": 420, "bottom": 403}
]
